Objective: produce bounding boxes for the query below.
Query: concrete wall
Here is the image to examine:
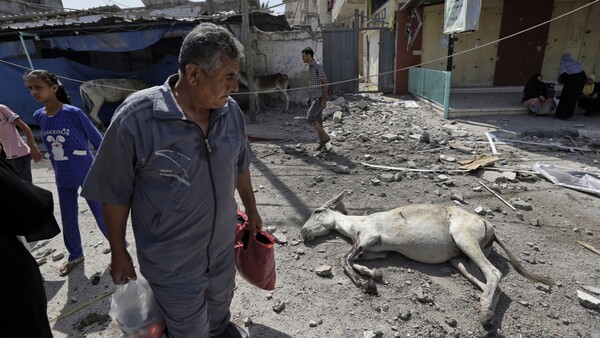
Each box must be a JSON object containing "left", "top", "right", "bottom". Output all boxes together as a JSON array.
[
  {"left": 421, "top": 0, "right": 502, "bottom": 86},
  {"left": 249, "top": 27, "right": 323, "bottom": 105},
  {"left": 417, "top": 0, "right": 600, "bottom": 87},
  {"left": 543, "top": 0, "right": 600, "bottom": 81}
]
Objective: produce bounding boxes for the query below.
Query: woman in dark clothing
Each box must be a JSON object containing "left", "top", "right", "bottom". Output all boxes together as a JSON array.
[
  {"left": 0, "top": 140, "right": 56, "bottom": 338},
  {"left": 555, "top": 53, "right": 587, "bottom": 119},
  {"left": 522, "top": 73, "right": 555, "bottom": 115}
]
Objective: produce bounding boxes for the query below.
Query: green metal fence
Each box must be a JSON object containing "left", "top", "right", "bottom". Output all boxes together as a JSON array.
[{"left": 408, "top": 68, "right": 452, "bottom": 118}]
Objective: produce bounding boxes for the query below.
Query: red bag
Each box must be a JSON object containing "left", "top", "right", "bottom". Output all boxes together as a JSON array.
[{"left": 234, "top": 210, "right": 276, "bottom": 290}]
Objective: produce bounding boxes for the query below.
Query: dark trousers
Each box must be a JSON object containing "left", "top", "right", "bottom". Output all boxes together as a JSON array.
[{"left": 556, "top": 71, "right": 587, "bottom": 118}]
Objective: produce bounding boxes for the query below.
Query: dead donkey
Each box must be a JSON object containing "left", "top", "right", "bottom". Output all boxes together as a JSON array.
[
  {"left": 301, "top": 192, "right": 554, "bottom": 330},
  {"left": 238, "top": 72, "right": 290, "bottom": 112}
]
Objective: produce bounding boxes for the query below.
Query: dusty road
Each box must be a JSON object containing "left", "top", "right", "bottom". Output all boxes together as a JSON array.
[{"left": 28, "top": 92, "right": 600, "bottom": 337}]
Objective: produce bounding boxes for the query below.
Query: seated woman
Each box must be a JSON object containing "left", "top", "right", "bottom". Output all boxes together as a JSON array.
[
  {"left": 578, "top": 74, "right": 600, "bottom": 116},
  {"left": 522, "top": 73, "right": 555, "bottom": 115}
]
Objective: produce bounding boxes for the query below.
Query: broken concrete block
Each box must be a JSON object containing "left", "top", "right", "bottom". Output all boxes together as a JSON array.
[
  {"left": 439, "top": 154, "right": 456, "bottom": 162},
  {"left": 332, "top": 165, "right": 351, "bottom": 174},
  {"left": 512, "top": 200, "right": 533, "bottom": 211},
  {"left": 577, "top": 290, "right": 600, "bottom": 309},
  {"left": 322, "top": 105, "right": 340, "bottom": 119},
  {"left": 379, "top": 173, "right": 395, "bottom": 182},
  {"left": 450, "top": 192, "right": 466, "bottom": 204},
  {"left": 315, "top": 265, "right": 332, "bottom": 276},
  {"left": 333, "top": 111, "right": 343, "bottom": 123},
  {"left": 502, "top": 171, "right": 517, "bottom": 182},
  {"left": 449, "top": 141, "right": 473, "bottom": 153},
  {"left": 357, "top": 134, "right": 370, "bottom": 142},
  {"left": 581, "top": 285, "right": 600, "bottom": 295},
  {"left": 381, "top": 133, "right": 400, "bottom": 142},
  {"left": 357, "top": 100, "right": 368, "bottom": 109},
  {"left": 474, "top": 206, "right": 486, "bottom": 215},
  {"left": 480, "top": 170, "right": 507, "bottom": 183}
]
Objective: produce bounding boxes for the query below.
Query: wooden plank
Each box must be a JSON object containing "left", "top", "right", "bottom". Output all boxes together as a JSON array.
[{"left": 577, "top": 241, "right": 600, "bottom": 256}]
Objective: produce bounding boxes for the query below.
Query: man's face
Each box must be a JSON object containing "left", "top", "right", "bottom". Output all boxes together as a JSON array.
[
  {"left": 192, "top": 55, "right": 240, "bottom": 109},
  {"left": 302, "top": 52, "right": 310, "bottom": 64}
]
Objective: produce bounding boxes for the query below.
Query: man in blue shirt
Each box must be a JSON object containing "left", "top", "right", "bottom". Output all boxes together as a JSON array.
[{"left": 82, "top": 23, "right": 261, "bottom": 338}]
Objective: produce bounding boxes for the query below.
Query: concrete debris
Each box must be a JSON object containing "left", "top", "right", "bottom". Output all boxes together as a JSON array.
[
  {"left": 581, "top": 285, "right": 600, "bottom": 295},
  {"left": 474, "top": 206, "right": 486, "bottom": 215},
  {"left": 439, "top": 154, "right": 456, "bottom": 162},
  {"left": 322, "top": 104, "right": 342, "bottom": 119},
  {"left": 52, "top": 252, "right": 65, "bottom": 262},
  {"left": 379, "top": 173, "right": 396, "bottom": 182},
  {"left": 577, "top": 290, "right": 600, "bottom": 309},
  {"left": 357, "top": 133, "right": 371, "bottom": 142},
  {"left": 381, "top": 133, "right": 400, "bottom": 141},
  {"left": 480, "top": 170, "right": 507, "bottom": 183},
  {"left": 450, "top": 192, "right": 466, "bottom": 204},
  {"left": 314, "top": 265, "right": 332, "bottom": 276},
  {"left": 511, "top": 199, "right": 533, "bottom": 211},
  {"left": 449, "top": 141, "right": 473, "bottom": 153},
  {"left": 272, "top": 300, "right": 286, "bottom": 313},
  {"left": 364, "top": 330, "right": 383, "bottom": 338},
  {"left": 332, "top": 165, "right": 351, "bottom": 174},
  {"left": 502, "top": 171, "right": 518, "bottom": 182},
  {"left": 272, "top": 233, "right": 287, "bottom": 245},
  {"left": 333, "top": 111, "right": 343, "bottom": 123}
]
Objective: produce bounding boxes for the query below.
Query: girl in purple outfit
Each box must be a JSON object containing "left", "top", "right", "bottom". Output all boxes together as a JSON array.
[{"left": 24, "top": 69, "right": 108, "bottom": 276}]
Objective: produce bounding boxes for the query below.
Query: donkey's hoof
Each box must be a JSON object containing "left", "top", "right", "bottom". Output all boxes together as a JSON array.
[
  {"left": 479, "top": 310, "right": 496, "bottom": 331},
  {"left": 362, "top": 279, "right": 378, "bottom": 294}
]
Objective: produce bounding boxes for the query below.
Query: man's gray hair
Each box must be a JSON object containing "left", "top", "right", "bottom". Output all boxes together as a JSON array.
[{"left": 178, "top": 23, "right": 244, "bottom": 76}]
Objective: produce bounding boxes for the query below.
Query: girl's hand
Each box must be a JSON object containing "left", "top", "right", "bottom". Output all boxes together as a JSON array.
[{"left": 30, "top": 146, "right": 43, "bottom": 163}]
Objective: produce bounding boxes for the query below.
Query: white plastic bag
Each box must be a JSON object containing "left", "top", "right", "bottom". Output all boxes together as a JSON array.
[{"left": 109, "top": 278, "right": 165, "bottom": 338}]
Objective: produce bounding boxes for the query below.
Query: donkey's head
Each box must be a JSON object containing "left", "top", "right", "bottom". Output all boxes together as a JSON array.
[{"left": 301, "top": 192, "right": 347, "bottom": 241}]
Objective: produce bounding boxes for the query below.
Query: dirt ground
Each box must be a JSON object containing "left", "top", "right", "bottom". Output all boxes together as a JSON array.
[{"left": 30, "top": 92, "right": 600, "bottom": 337}]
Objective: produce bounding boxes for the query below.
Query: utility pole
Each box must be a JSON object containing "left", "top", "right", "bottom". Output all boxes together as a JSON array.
[
  {"left": 206, "top": 0, "right": 215, "bottom": 15},
  {"left": 241, "top": 0, "right": 257, "bottom": 123}
]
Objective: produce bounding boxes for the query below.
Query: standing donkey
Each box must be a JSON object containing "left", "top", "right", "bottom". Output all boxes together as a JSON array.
[
  {"left": 238, "top": 72, "right": 290, "bottom": 113},
  {"left": 301, "top": 192, "right": 554, "bottom": 331},
  {"left": 79, "top": 78, "right": 150, "bottom": 130}
]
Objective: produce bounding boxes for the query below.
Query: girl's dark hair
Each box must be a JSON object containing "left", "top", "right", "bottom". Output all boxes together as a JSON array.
[{"left": 23, "top": 69, "right": 71, "bottom": 105}]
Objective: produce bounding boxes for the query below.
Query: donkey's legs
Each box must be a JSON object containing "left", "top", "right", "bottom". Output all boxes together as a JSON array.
[
  {"left": 341, "top": 233, "right": 378, "bottom": 293},
  {"left": 449, "top": 257, "right": 486, "bottom": 291},
  {"left": 351, "top": 263, "right": 383, "bottom": 280},
  {"left": 451, "top": 233, "right": 502, "bottom": 328},
  {"left": 281, "top": 90, "right": 289, "bottom": 111}
]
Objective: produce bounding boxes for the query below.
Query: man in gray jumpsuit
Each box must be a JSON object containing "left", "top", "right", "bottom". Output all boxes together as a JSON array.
[{"left": 82, "top": 23, "right": 261, "bottom": 338}]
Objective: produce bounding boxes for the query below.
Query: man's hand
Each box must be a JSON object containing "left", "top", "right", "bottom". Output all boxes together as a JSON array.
[
  {"left": 110, "top": 249, "right": 137, "bottom": 285},
  {"left": 245, "top": 208, "right": 263, "bottom": 238}
]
